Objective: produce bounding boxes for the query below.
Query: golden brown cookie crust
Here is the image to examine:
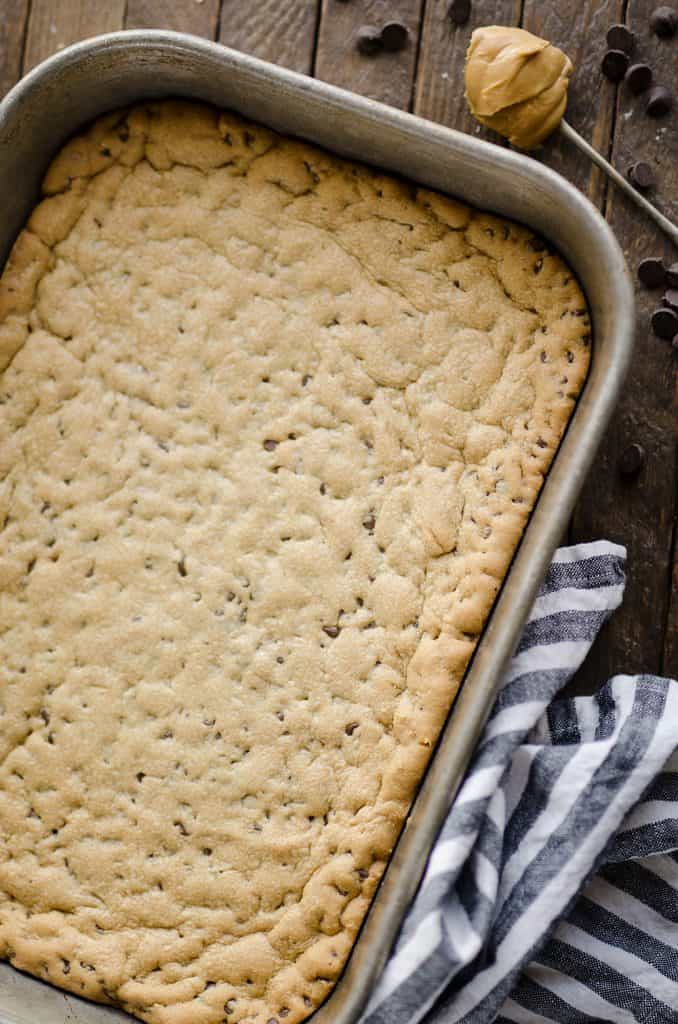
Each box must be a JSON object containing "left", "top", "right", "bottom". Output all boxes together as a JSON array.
[{"left": 0, "top": 101, "right": 590, "bottom": 1024}]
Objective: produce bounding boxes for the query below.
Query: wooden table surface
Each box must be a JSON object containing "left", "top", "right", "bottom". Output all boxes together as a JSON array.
[{"left": 1, "top": 0, "right": 676, "bottom": 691}]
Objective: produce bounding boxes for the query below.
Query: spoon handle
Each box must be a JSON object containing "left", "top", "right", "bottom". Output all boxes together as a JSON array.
[{"left": 560, "top": 118, "right": 678, "bottom": 249}]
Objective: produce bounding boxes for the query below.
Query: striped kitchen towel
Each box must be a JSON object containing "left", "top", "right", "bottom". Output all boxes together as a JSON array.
[{"left": 363, "top": 541, "right": 678, "bottom": 1024}]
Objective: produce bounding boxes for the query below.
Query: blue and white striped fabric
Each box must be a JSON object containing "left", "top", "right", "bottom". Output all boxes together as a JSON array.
[{"left": 363, "top": 541, "right": 678, "bottom": 1024}]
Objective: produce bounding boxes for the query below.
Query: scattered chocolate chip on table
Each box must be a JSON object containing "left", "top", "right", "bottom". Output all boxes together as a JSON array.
[
  {"left": 650, "top": 5, "right": 678, "bottom": 38},
  {"left": 356, "top": 24, "right": 382, "bottom": 55},
  {"left": 448, "top": 0, "right": 472, "bottom": 26},
  {"left": 380, "top": 21, "right": 409, "bottom": 52},
  {"left": 602, "top": 48, "right": 630, "bottom": 81},
  {"left": 638, "top": 257, "right": 667, "bottom": 288},
  {"left": 651, "top": 306, "right": 678, "bottom": 340},
  {"left": 625, "top": 62, "right": 653, "bottom": 94},
  {"left": 606, "top": 23, "right": 635, "bottom": 53},
  {"left": 628, "top": 162, "right": 657, "bottom": 190},
  {"left": 646, "top": 84, "right": 674, "bottom": 116},
  {"left": 619, "top": 443, "right": 645, "bottom": 477}
]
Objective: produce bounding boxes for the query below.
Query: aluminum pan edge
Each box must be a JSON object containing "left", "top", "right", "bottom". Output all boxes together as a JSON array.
[{"left": 0, "top": 30, "right": 635, "bottom": 1024}]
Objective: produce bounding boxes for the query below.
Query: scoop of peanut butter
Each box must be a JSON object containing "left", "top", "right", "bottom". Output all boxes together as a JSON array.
[{"left": 465, "top": 26, "right": 573, "bottom": 150}]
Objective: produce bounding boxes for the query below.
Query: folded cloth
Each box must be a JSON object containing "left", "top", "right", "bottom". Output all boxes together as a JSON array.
[{"left": 362, "top": 541, "right": 678, "bottom": 1024}]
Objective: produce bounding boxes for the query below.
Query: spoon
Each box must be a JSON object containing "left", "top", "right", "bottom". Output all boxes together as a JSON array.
[
  {"left": 559, "top": 119, "right": 678, "bottom": 247},
  {"left": 464, "top": 25, "right": 678, "bottom": 248}
]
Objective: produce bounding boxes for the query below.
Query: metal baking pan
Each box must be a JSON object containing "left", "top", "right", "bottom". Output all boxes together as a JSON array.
[{"left": 0, "top": 30, "right": 634, "bottom": 1024}]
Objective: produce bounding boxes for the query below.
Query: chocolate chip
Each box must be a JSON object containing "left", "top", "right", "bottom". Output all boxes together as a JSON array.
[
  {"left": 638, "top": 257, "right": 666, "bottom": 288},
  {"left": 663, "top": 289, "right": 678, "bottom": 311},
  {"left": 356, "top": 26, "right": 383, "bottom": 55},
  {"left": 628, "top": 161, "right": 656, "bottom": 190},
  {"left": 646, "top": 85, "right": 673, "bottom": 117},
  {"left": 651, "top": 306, "right": 678, "bottom": 339},
  {"left": 263, "top": 439, "right": 278, "bottom": 451},
  {"left": 650, "top": 6, "right": 678, "bottom": 38},
  {"left": 625, "top": 63, "right": 653, "bottom": 94},
  {"left": 381, "top": 21, "right": 409, "bottom": 52},
  {"left": 606, "top": 24, "right": 635, "bottom": 53},
  {"left": 619, "top": 443, "right": 645, "bottom": 477},
  {"left": 322, "top": 625, "right": 340, "bottom": 638},
  {"left": 601, "top": 49, "right": 629, "bottom": 82},
  {"left": 345, "top": 722, "right": 359, "bottom": 735},
  {"left": 362, "top": 514, "right": 376, "bottom": 531},
  {"left": 448, "top": 0, "right": 472, "bottom": 25}
]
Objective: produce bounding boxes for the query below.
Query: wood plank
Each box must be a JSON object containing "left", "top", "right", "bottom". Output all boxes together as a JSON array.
[
  {"left": 23, "top": 0, "right": 126, "bottom": 72},
  {"left": 570, "top": 0, "right": 678, "bottom": 692},
  {"left": 665, "top": 533, "right": 678, "bottom": 678},
  {"left": 414, "top": 0, "right": 520, "bottom": 130},
  {"left": 521, "top": 0, "right": 623, "bottom": 207},
  {"left": 125, "top": 0, "right": 220, "bottom": 38},
  {"left": 315, "top": 0, "right": 423, "bottom": 109},
  {"left": 219, "top": 0, "right": 319, "bottom": 75},
  {"left": 0, "top": 0, "right": 30, "bottom": 97}
]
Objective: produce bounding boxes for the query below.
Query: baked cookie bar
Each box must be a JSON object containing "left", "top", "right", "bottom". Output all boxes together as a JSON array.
[{"left": 0, "top": 101, "right": 590, "bottom": 1024}]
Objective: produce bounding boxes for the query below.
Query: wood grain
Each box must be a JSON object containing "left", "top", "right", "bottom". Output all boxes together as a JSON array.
[
  {"left": 0, "top": 0, "right": 29, "bottom": 97},
  {"left": 522, "top": 0, "right": 623, "bottom": 206},
  {"left": 315, "top": 0, "right": 423, "bottom": 109},
  {"left": 414, "top": 0, "right": 520, "bottom": 130},
  {"left": 23, "top": 0, "right": 126, "bottom": 72},
  {"left": 125, "top": 0, "right": 220, "bottom": 38},
  {"left": 665, "top": 540, "right": 678, "bottom": 678},
  {"left": 570, "top": 0, "right": 678, "bottom": 691},
  {"left": 219, "top": 0, "right": 319, "bottom": 75}
]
